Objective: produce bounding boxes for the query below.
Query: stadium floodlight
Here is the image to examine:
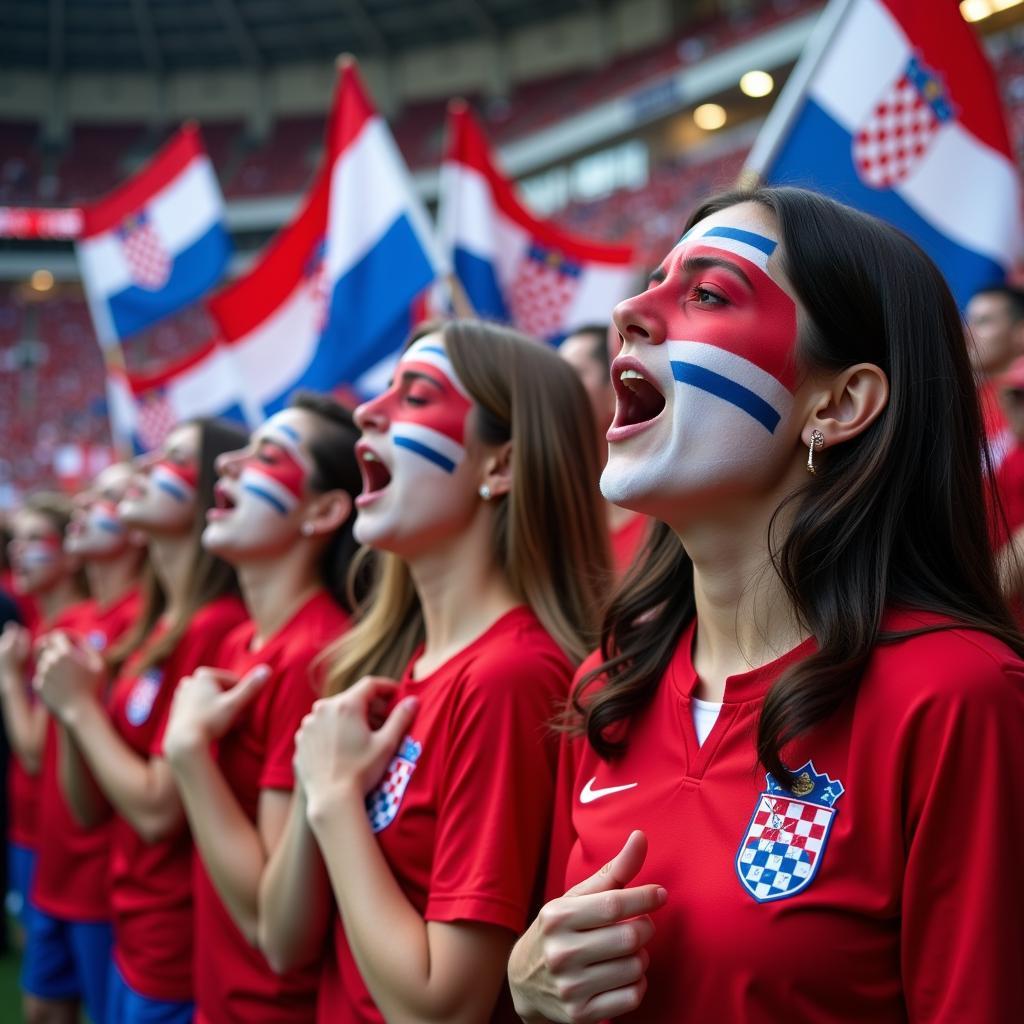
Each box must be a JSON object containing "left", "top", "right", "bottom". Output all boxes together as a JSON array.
[
  {"left": 30, "top": 269, "right": 54, "bottom": 292},
  {"left": 961, "top": 0, "right": 1023, "bottom": 21},
  {"left": 693, "top": 103, "right": 727, "bottom": 130},
  {"left": 740, "top": 71, "right": 775, "bottom": 98}
]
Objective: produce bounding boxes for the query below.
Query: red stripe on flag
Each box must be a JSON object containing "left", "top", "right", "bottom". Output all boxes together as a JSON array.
[
  {"left": 445, "top": 103, "right": 634, "bottom": 266},
  {"left": 80, "top": 124, "right": 208, "bottom": 238}
]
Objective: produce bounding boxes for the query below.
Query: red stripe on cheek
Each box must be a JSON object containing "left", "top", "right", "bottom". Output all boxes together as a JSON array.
[
  {"left": 246, "top": 445, "right": 306, "bottom": 501},
  {"left": 392, "top": 360, "right": 473, "bottom": 446}
]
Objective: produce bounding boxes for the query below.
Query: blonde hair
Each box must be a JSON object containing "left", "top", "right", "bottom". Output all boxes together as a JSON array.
[{"left": 324, "top": 320, "right": 611, "bottom": 694}]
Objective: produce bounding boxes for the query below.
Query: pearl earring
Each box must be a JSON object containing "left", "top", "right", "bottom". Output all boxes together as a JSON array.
[
  {"left": 301, "top": 522, "right": 314, "bottom": 536},
  {"left": 479, "top": 484, "right": 492, "bottom": 501}
]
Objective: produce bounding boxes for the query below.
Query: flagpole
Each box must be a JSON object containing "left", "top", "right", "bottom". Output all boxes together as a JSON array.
[{"left": 740, "top": 0, "right": 858, "bottom": 186}]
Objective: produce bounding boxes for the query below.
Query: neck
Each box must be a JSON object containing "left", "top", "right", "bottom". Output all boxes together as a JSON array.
[
  {"left": 236, "top": 548, "right": 321, "bottom": 645},
  {"left": 607, "top": 501, "right": 637, "bottom": 531},
  {"left": 37, "top": 576, "right": 82, "bottom": 626},
  {"left": 674, "top": 491, "right": 807, "bottom": 699},
  {"left": 407, "top": 511, "right": 518, "bottom": 673},
  {"left": 148, "top": 532, "right": 195, "bottom": 621},
  {"left": 84, "top": 549, "right": 139, "bottom": 610}
]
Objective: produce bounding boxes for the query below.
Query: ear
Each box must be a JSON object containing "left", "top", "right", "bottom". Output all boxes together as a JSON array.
[
  {"left": 301, "top": 489, "right": 353, "bottom": 538},
  {"left": 479, "top": 440, "right": 514, "bottom": 499},
  {"left": 802, "top": 362, "right": 889, "bottom": 451}
]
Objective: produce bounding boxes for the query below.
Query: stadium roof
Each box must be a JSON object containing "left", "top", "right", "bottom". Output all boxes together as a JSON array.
[{"left": 0, "top": 0, "right": 616, "bottom": 72}]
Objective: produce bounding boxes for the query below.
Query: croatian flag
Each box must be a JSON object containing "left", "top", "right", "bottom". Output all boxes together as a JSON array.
[
  {"left": 105, "top": 338, "right": 252, "bottom": 453},
  {"left": 670, "top": 224, "right": 796, "bottom": 435},
  {"left": 76, "top": 124, "right": 231, "bottom": 347},
  {"left": 207, "top": 59, "right": 444, "bottom": 412},
  {"left": 746, "top": 0, "right": 1022, "bottom": 308},
  {"left": 440, "top": 103, "right": 637, "bottom": 342}
]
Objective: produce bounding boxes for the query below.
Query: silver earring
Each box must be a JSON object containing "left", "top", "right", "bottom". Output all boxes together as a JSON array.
[
  {"left": 806, "top": 430, "right": 825, "bottom": 475},
  {"left": 479, "top": 484, "right": 492, "bottom": 501},
  {"left": 301, "top": 522, "right": 314, "bottom": 536}
]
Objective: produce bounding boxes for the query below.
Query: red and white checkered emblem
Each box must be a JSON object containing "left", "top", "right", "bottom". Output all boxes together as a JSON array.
[
  {"left": 365, "top": 735, "right": 422, "bottom": 833},
  {"left": 118, "top": 212, "right": 172, "bottom": 290},
  {"left": 136, "top": 390, "right": 178, "bottom": 450},
  {"left": 508, "top": 245, "right": 582, "bottom": 341},
  {"left": 853, "top": 55, "right": 954, "bottom": 190}
]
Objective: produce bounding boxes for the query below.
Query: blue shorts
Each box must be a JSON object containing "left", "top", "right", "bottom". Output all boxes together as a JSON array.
[
  {"left": 106, "top": 962, "right": 193, "bottom": 1024},
  {"left": 5, "top": 842, "right": 37, "bottom": 928},
  {"left": 21, "top": 905, "right": 113, "bottom": 1023}
]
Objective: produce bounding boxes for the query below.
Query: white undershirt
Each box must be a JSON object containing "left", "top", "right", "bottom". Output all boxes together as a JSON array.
[{"left": 691, "top": 696, "right": 723, "bottom": 747}]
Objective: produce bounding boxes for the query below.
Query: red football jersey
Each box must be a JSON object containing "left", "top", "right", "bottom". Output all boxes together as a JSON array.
[
  {"left": 317, "top": 606, "right": 573, "bottom": 1024},
  {"left": 31, "top": 589, "right": 141, "bottom": 921},
  {"left": 549, "top": 611, "right": 1024, "bottom": 1022},
  {"left": 107, "top": 594, "right": 247, "bottom": 1002},
  {"left": 192, "top": 590, "right": 348, "bottom": 1024},
  {"left": 6, "top": 604, "right": 90, "bottom": 849}
]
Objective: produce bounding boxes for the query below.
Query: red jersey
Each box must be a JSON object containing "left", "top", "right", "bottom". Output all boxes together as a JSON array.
[
  {"left": 31, "top": 590, "right": 140, "bottom": 921},
  {"left": 6, "top": 604, "right": 88, "bottom": 849},
  {"left": 317, "top": 606, "right": 573, "bottom": 1024},
  {"left": 550, "top": 611, "right": 1024, "bottom": 1023},
  {"left": 107, "top": 594, "right": 247, "bottom": 1002},
  {"left": 193, "top": 590, "right": 348, "bottom": 1024},
  {"left": 609, "top": 513, "right": 650, "bottom": 578},
  {"left": 1, "top": 568, "right": 39, "bottom": 632}
]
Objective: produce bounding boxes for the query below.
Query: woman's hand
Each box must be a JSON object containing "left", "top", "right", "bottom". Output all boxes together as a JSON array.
[
  {"left": 294, "top": 676, "right": 418, "bottom": 819},
  {"left": 164, "top": 664, "right": 270, "bottom": 761},
  {"left": 0, "top": 622, "right": 31, "bottom": 690},
  {"left": 33, "top": 631, "right": 106, "bottom": 723},
  {"left": 508, "top": 831, "right": 666, "bottom": 1024}
]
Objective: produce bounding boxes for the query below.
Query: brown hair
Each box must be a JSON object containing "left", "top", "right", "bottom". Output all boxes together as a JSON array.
[
  {"left": 108, "top": 418, "right": 248, "bottom": 676},
  {"left": 573, "top": 186, "right": 1024, "bottom": 788},
  {"left": 323, "top": 319, "right": 611, "bottom": 694}
]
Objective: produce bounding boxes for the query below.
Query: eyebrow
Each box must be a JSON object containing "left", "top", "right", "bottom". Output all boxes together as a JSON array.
[
  {"left": 681, "top": 254, "right": 752, "bottom": 288},
  {"left": 399, "top": 368, "right": 445, "bottom": 389}
]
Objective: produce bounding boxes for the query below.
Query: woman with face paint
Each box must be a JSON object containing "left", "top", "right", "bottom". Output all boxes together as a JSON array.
[
  {"left": 33, "top": 420, "right": 248, "bottom": 1024},
  {"left": 163, "top": 394, "right": 361, "bottom": 1024},
  {"left": 257, "top": 322, "right": 609, "bottom": 1024},
  {"left": 0, "top": 494, "right": 87, "bottom": 947},
  {"left": 507, "top": 187, "right": 1024, "bottom": 1024}
]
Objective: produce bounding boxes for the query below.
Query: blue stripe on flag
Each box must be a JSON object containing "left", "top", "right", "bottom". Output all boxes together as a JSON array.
[
  {"left": 108, "top": 221, "right": 232, "bottom": 341},
  {"left": 393, "top": 436, "right": 456, "bottom": 473},
  {"left": 671, "top": 361, "right": 780, "bottom": 433},
  {"left": 765, "top": 99, "right": 1005, "bottom": 309},
  {"left": 453, "top": 248, "right": 508, "bottom": 322},
  {"left": 242, "top": 481, "right": 290, "bottom": 515},
  {"left": 262, "top": 214, "right": 437, "bottom": 415},
  {"left": 703, "top": 226, "right": 777, "bottom": 257}
]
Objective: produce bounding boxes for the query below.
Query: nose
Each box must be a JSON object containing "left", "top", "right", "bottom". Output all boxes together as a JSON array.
[
  {"left": 216, "top": 447, "right": 246, "bottom": 479},
  {"left": 612, "top": 288, "right": 668, "bottom": 349},
  {"left": 354, "top": 394, "right": 390, "bottom": 433}
]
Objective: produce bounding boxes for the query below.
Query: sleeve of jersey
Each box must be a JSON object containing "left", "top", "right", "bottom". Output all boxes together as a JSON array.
[
  {"left": 425, "top": 652, "right": 571, "bottom": 933},
  {"left": 542, "top": 727, "right": 584, "bottom": 904},
  {"left": 900, "top": 658, "right": 1024, "bottom": 1021},
  {"left": 258, "top": 652, "right": 319, "bottom": 792}
]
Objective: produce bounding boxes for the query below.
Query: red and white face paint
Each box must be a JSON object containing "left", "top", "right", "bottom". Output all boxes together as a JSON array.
[
  {"left": 602, "top": 202, "right": 801, "bottom": 516},
  {"left": 203, "top": 409, "right": 317, "bottom": 561},
  {"left": 8, "top": 513, "right": 67, "bottom": 595},
  {"left": 67, "top": 463, "right": 135, "bottom": 559},
  {"left": 353, "top": 334, "right": 476, "bottom": 552},
  {"left": 119, "top": 424, "right": 201, "bottom": 534}
]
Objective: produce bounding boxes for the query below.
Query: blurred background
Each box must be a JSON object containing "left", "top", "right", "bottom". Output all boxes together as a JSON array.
[{"left": 0, "top": 0, "right": 1022, "bottom": 508}]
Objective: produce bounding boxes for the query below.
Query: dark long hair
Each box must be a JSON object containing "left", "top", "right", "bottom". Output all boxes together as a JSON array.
[
  {"left": 108, "top": 418, "right": 248, "bottom": 676},
  {"left": 288, "top": 391, "right": 363, "bottom": 613},
  {"left": 575, "top": 186, "right": 1024, "bottom": 787}
]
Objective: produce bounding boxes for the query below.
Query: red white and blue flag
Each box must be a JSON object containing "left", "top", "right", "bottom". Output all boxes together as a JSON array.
[
  {"left": 207, "top": 59, "right": 444, "bottom": 413},
  {"left": 439, "top": 103, "right": 637, "bottom": 341},
  {"left": 76, "top": 124, "right": 231, "bottom": 347},
  {"left": 746, "top": 0, "right": 1022, "bottom": 307}
]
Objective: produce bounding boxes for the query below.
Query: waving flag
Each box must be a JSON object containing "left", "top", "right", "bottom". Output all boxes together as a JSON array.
[
  {"left": 77, "top": 124, "right": 231, "bottom": 347},
  {"left": 440, "top": 103, "right": 637, "bottom": 342},
  {"left": 207, "top": 59, "right": 444, "bottom": 413},
  {"left": 746, "top": 0, "right": 1022, "bottom": 308},
  {"left": 105, "top": 338, "right": 252, "bottom": 453}
]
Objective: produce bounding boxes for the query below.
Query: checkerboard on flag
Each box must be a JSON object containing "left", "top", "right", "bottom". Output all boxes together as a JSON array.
[
  {"left": 745, "top": 0, "right": 1022, "bottom": 308},
  {"left": 439, "top": 103, "right": 637, "bottom": 342},
  {"left": 206, "top": 58, "right": 444, "bottom": 411},
  {"left": 76, "top": 124, "right": 232, "bottom": 347},
  {"left": 105, "top": 338, "right": 252, "bottom": 453}
]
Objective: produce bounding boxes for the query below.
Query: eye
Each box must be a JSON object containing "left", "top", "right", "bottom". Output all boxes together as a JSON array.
[{"left": 690, "top": 284, "right": 727, "bottom": 307}]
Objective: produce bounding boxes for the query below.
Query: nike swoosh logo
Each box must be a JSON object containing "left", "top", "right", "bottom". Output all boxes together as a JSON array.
[{"left": 579, "top": 777, "right": 639, "bottom": 804}]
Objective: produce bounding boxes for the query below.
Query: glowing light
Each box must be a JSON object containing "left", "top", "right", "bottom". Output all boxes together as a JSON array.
[
  {"left": 740, "top": 70, "right": 775, "bottom": 98},
  {"left": 961, "top": 0, "right": 1024, "bottom": 20},
  {"left": 30, "top": 269, "right": 54, "bottom": 292},
  {"left": 693, "top": 103, "right": 727, "bottom": 131}
]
